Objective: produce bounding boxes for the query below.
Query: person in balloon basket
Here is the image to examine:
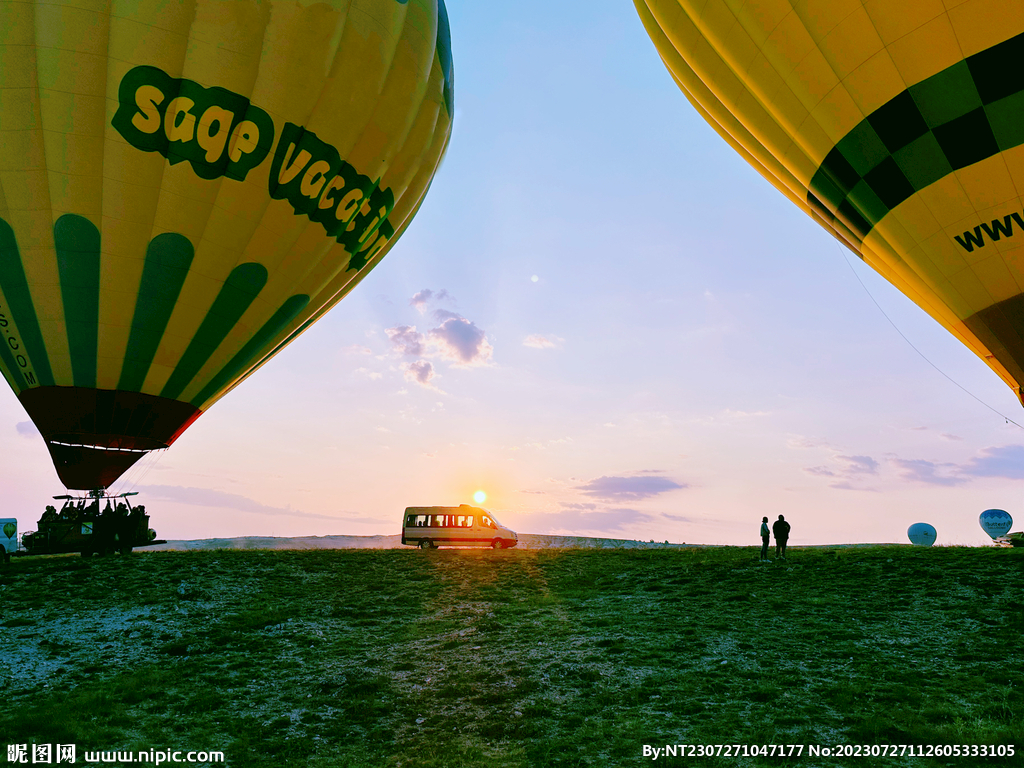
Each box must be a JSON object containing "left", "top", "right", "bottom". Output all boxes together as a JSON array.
[
  {"left": 772, "top": 515, "right": 791, "bottom": 559},
  {"left": 759, "top": 517, "right": 771, "bottom": 562}
]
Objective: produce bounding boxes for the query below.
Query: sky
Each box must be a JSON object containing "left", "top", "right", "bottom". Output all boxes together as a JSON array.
[{"left": 3, "top": 0, "right": 1024, "bottom": 547}]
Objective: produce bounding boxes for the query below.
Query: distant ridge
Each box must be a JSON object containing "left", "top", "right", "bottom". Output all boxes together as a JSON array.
[{"left": 146, "top": 535, "right": 904, "bottom": 551}]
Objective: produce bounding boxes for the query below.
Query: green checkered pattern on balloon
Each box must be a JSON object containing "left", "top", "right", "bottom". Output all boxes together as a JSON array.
[{"left": 808, "top": 31, "right": 1024, "bottom": 240}]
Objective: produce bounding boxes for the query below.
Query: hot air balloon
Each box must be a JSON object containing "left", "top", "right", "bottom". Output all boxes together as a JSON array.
[
  {"left": 0, "top": 0, "right": 454, "bottom": 489},
  {"left": 979, "top": 508, "right": 1013, "bottom": 538},
  {"left": 908, "top": 522, "right": 937, "bottom": 547},
  {"left": 635, "top": 1, "right": 1024, "bottom": 405}
]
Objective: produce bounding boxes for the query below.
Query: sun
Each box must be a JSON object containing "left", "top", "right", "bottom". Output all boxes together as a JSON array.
[{"left": 473, "top": 490, "right": 487, "bottom": 504}]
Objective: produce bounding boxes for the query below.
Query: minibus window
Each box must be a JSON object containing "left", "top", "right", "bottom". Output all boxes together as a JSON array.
[
  {"left": 457, "top": 515, "right": 466, "bottom": 527},
  {"left": 466, "top": 516, "right": 474, "bottom": 527},
  {"left": 406, "top": 515, "right": 415, "bottom": 527},
  {"left": 482, "top": 515, "right": 496, "bottom": 529}
]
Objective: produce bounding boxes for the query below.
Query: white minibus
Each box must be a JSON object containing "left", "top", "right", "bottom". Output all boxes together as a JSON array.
[{"left": 401, "top": 505, "right": 518, "bottom": 549}]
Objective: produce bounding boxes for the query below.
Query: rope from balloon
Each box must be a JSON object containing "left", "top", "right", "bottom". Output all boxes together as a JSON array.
[{"left": 834, "top": 241, "right": 1024, "bottom": 430}]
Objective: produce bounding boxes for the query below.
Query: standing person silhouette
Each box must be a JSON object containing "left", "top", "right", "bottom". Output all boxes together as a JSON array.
[
  {"left": 759, "top": 517, "right": 771, "bottom": 561},
  {"left": 772, "top": 515, "right": 791, "bottom": 559}
]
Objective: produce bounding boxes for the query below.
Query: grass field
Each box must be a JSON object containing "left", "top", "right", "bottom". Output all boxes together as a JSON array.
[{"left": 1, "top": 545, "right": 1021, "bottom": 767}]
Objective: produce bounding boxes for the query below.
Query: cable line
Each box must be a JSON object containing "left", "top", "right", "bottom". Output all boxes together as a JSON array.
[{"left": 835, "top": 242, "right": 1024, "bottom": 430}]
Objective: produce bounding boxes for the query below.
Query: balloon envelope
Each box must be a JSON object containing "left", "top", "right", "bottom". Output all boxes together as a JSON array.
[
  {"left": 908, "top": 523, "right": 937, "bottom": 547},
  {"left": 0, "top": 0, "right": 454, "bottom": 488},
  {"left": 979, "top": 508, "right": 1013, "bottom": 538},
  {"left": 635, "top": 1, "right": 1024, "bottom": 405}
]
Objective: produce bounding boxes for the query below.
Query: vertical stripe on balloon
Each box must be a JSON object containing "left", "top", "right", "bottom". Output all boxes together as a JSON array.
[
  {"left": 160, "top": 262, "right": 269, "bottom": 400},
  {"left": 118, "top": 233, "right": 196, "bottom": 392},
  {"left": 54, "top": 215, "right": 101, "bottom": 388},
  {"left": 191, "top": 293, "right": 310, "bottom": 407},
  {"left": 0, "top": 218, "right": 54, "bottom": 387}
]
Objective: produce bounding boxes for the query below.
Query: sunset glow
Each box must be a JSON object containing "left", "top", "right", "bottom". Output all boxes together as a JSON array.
[{"left": 0, "top": 0, "right": 1020, "bottom": 549}]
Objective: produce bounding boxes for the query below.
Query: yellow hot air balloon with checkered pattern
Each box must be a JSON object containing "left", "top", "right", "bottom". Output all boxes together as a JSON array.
[
  {"left": 0, "top": 0, "right": 453, "bottom": 489},
  {"left": 636, "top": 0, "right": 1024, "bottom": 406}
]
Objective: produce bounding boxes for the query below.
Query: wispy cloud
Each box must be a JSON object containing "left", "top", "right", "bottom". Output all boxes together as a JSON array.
[
  {"left": 803, "top": 453, "right": 879, "bottom": 490},
  {"left": 342, "top": 344, "right": 373, "bottom": 355},
  {"left": 787, "top": 435, "right": 832, "bottom": 450},
  {"left": 837, "top": 455, "right": 878, "bottom": 474},
  {"left": 864, "top": 445, "right": 1024, "bottom": 487},
  {"left": 804, "top": 466, "right": 836, "bottom": 477},
  {"left": 662, "top": 513, "right": 697, "bottom": 523},
  {"left": 518, "top": 504, "right": 654, "bottom": 533},
  {"left": 889, "top": 458, "right": 967, "bottom": 486},
  {"left": 959, "top": 445, "right": 1024, "bottom": 480},
  {"left": 136, "top": 485, "right": 375, "bottom": 522},
  {"left": 523, "top": 334, "right": 562, "bottom": 349},
  {"left": 826, "top": 481, "right": 878, "bottom": 492},
  {"left": 577, "top": 474, "right": 687, "bottom": 500}
]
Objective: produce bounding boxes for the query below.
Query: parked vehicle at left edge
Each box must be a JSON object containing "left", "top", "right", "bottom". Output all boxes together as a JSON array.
[{"left": 0, "top": 518, "right": 16, "bottom": 564}]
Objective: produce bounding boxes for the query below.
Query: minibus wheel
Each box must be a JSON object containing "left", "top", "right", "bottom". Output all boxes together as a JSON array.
[
  {"left": 419, "top": 540, "right": 434, "bottom": 550},
  {"left": 491, "top": 539, "right": 504, "bottom": 550}
]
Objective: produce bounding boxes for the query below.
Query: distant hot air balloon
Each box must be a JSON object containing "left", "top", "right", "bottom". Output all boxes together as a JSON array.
[
  {"left": 979, "top": 508, "right": 1013, "bottom": 538},
  {"left": 0, "top": 0, "right": 454, "bottom": 489},
  {"left": 908, "top": 523, "right": 937, "bottom": 547},
  {"left": 635, "top": 1, "right": 1024, "bottom": 405}
]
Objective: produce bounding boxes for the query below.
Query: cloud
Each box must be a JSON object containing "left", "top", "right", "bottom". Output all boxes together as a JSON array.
[
  {"left": 519, "top": 504, "right": 654, "bottom": 533},
  {"left": 889, "top": 458, "right": 968, "bottom": 486},
  {"left": 429, "top": 313, "right": 493, "bottom": 365},
  {"left": 787, "top": 436, "right": 832, "bottom": 450},
  {"left": 16, "top": 421, "right": 39, "bottom": 438},
  {"left": 410, "top": 288, "right": 450, "bottom": 313},
  {"left": 803, "top": 453, "right": 878, "bottom": 488},
  {"left": 402, "top": 360, "right": 440, "bottom": 390},
  {"left": 804, "top": 466, "right": 836, "bottom": 477},
  {"left": 342, "top": 345, "right": 372, "bottom": 355},
  {"left": 523, "top": 334, "right": 562, "bottom": 349},
  {"left": 662, "top": 513, "right": 697, "bottom": 523},
  {"left": 836, "top": 455, "right": 878, "bottom": 475},
  {"left": 560, "top": 502, "right": 600, "bottom": 511},
  {"left": 410, "top": 289, "right": 433, "bottom": 311},
  {"left": 577, "top": 474, "right": 687, "bottom": 500},
  {"left": 521, "top": 436, "right": 574, "bottom": 450},
  {"left": 720, "top": 408, "right": 770, "bottom": 420},
  {"left": 384, "top": 299, "right": 493, "bottom": 385},
  {"left": 960, "top": 444, "right": 1024, "bottom": 479},
  {"left": 136, "top": 485, "right": 374, "bottom": 522},
  {"left": 826, "top": 481, "right": 878, "bottom": 492},
  {"left": 385, "top": 325, "right": 426, "bottom": 357}
]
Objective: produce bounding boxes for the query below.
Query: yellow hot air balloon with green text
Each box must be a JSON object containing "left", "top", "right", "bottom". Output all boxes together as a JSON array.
[
  {"left": 0, "top": 0, "right": 453, "bottom": 489},
  {"left": 635, "top": 0, "right": 1024, "bottom": 405}
]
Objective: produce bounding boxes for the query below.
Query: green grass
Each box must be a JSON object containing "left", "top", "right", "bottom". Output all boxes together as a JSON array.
[{"left": 0, "top": 546, "right": 1021, "bottom": 767}]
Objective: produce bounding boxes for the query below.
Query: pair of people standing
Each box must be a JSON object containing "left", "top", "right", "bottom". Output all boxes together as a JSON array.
[{"left": 759, "top": 515, "right": 790, "bottom": 561}]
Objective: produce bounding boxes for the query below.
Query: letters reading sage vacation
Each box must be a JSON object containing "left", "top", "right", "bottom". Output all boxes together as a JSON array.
[{"left": 112, "top": 66, "right": 394, "bottom": 266}]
